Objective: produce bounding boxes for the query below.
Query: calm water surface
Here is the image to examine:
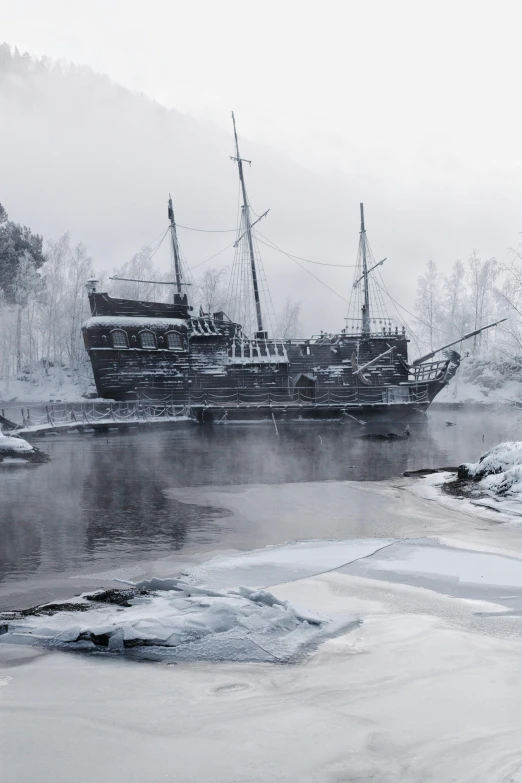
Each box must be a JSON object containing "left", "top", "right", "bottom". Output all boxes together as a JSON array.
[{"left": 0, "top": 405, "right": 519, "bottom": 608}]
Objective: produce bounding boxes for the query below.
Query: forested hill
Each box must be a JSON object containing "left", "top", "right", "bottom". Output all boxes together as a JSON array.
[{"left": 0, "top": 43, "right": 359, "bottom": 333}]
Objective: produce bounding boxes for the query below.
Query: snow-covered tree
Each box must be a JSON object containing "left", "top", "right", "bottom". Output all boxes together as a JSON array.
[
  {"left": 467, "top": 252, "right": 498, "bottom": 352},
  {"left": 194, "top": 267, "right": 229, "bottom": 316},
  {"left": 109, "top": 247, "right": 171, "bottom": 303},
  {"left": 442, "top": 260, "right": 470, "bottom": 341},
  {"left": 415, "top": 260, "right": 444, "bottom": 350},
  {"left": 0, "top": 208, "right": 45, "bottom": 303},
  {"left": 275, "top": 297, "right": 303, "bottom": 338}
]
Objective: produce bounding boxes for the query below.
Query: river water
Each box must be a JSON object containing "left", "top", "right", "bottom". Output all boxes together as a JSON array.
[{"left": 0, "top": 404, "right": 518, "bottom": 610}]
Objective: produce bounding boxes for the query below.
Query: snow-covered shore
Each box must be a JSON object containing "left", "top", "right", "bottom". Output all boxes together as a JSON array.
[
  {"left": 434, "top": 355, "right": 522, "bottom": 405},
  {"left": 0, "top": 362, "right": 99, "bottom": 404},
  {"left": 412, "top": 441, "right": 522, "bottom": 520}
]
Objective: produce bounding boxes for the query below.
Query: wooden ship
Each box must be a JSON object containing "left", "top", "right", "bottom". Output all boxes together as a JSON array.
[{"left": 82, "top": 115, "right": 503, "bottom": 423}]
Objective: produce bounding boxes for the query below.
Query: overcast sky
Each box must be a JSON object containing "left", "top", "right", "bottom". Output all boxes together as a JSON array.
[
  {"left": 3, "top": 0, "right": 522, "bottom": 333},
  {"left": 5, "top": 0, "right": 522, "bottom": 176}
]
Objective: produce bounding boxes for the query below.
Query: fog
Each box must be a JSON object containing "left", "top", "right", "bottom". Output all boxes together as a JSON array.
[{"left": 2, "top": 2, "right": 522, "bottom": 335}]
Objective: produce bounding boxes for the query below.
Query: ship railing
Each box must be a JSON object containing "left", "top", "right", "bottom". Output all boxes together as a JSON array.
[
  {"left": 0, "top": 385, "right": 431, "bottom": 433},
  {"left": 229, "top": 338, "right": 289, "bottom": 361},
  {"left": 0, "top": 401, "right": 189, "bottom": 432},
  {"left": 409, "top": 360, "right": 448, "bottom": 382},
  {"left": 184, "top": 385, "right": 430, "bottom": 407}
]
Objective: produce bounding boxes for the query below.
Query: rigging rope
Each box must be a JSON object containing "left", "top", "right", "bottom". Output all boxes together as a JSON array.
[
  {"left": 177, "top": 223, "right": 238, "bottom": 233},
  {"left": 188, "top": 240, "right": 237, "bottom": 272},
  {"left": 254, "top": 231, "right": 356, "bottom": 268},
  {"left": 371, "top": 277, "right": 452, "bottom": 338},
  {"left": 148, "top": 227, "right": 170, "bottom": 260},
  {"left": 254, "top": 232, "right": 350, "bottom": 305}
]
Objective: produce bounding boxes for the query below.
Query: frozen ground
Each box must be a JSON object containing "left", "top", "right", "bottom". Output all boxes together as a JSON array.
[
  {"left": 4, "top": 477, "right": 522, "bottom": 781},
  {"left": 0, "top": 362, "right": 99, "bottom": 404},
  {"left": 434, "top": 355, "right": 522, "bottom": 405},
  {"left": 412, "top": 441, "right": 522, "bottom": 520}
]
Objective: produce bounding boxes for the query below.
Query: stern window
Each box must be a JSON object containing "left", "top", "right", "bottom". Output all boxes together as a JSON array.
[
  {"left": 139, "top": 331, "right": 157, "bottom": 349},
  {"left": 166, "top": 332, "right": 183, "bottom": 350},
  {"left": 111, "top": 330, "right": 128, "bottom": 349}
]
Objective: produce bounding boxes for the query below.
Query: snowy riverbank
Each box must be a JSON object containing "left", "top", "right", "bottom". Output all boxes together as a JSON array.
[
  {"left": 433, "top": 355, "right": 522, "bottom": 405},
  {"left": 0, "top": 362, "right": 99, "bottom": 404},
  {"left": 411, "top": 441, "right": 522, "bottom": 521}
]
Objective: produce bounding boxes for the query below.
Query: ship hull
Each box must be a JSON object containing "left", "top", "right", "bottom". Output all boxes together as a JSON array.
[
  {"left": 82, "top": 294, "right": 458, "bottom": 424},
  {"left": 192, "top": 401, "right": 431, "bottom": 425}
]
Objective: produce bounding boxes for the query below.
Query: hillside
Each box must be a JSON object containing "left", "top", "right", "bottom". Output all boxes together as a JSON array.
[{"left": 0, "top": 44, "right": 368, "bottom": 335}]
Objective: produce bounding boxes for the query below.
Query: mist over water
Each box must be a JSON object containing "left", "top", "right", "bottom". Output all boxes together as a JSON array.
[{"left": 0, "top": 406, "right": 514, "bottom": 607}]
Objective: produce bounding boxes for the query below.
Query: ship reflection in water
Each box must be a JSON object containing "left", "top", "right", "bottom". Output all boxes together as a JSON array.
[{"left": 0, "top": 406, "right": 514, "bottom": 600}]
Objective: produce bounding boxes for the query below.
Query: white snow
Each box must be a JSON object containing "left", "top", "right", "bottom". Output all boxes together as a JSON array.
[
  {"left": 0, "top": 362, "right": 99, "bottom": 404},
  {"left": 4, "top": 546, "right": 522, "bottom": 782},
  {"left": 460, "top": 441, "right": 522, "bottom": 500},
  {"left": 434, "top": 356, "right": 522, "bottom": 405},
  {"left": 0, "top": 428, "right": 34, "bottom": 454},
  {"left": 462, "top": 440, "right": 522, "bottom": 478},
  {"left": 408, "top": 443, "right": 522, "bottom": 519},
  {"left": 82, "top": 316, "right": 187, "bottom": 330},
  {"left": 1, "top": 581, "right": 356, "bottom": 662}
]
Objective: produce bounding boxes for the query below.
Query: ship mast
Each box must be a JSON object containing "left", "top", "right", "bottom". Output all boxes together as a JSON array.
[
  {"left": 168, "top": 195, "right": 183, "bottom": 299},
  {"left": 231, "top": 112, "right": 264, "bottom": 336},
  {"left": 360, "top": 203, "right": 371, "bottom": 335}
]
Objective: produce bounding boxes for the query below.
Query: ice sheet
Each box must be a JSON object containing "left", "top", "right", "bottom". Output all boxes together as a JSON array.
[
  {"left": 0, "top": 582, "right": 357, "bottom": 662},
  {"left": 356, "top": 541, "right": 522, "bottom": 589},
  {"left": 182, "top": 538, "right": 396, "bottom": 588}
]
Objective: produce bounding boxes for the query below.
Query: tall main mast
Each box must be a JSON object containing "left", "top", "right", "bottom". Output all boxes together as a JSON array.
[
  {"left": 360, "top": 203, "right": 371, "bottom": 335},
  {"left": 168, "top": 195, "right": 183, "bottom": 298},
  {"left": 231, "top": 112, "right": 264, "bottom": 336}
]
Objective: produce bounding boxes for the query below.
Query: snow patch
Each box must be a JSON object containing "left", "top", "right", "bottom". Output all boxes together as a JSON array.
[
  {"left": 0, "top": 429, "right": 34, "bottom": 454},
  {"left": 434, "top": 356, "right": 522, "bottom": 405},
  {"left": 0, "top": 361, "right": 98, "bottom": 404},
  {"left": 82, "top": 316, "right": 187, "bottom": 330},
  {"left": 460, "top": 442, "right": 522, "bottom": 499}
]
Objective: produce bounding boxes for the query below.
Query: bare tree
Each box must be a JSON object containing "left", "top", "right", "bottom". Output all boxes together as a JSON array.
[
  {"left": 442, "top": 260, "right": 470, "bottom": 341},
  {"left": 109, "top": 247, "right": 170, "bottom": 303},
  {"left": 467, "top": 251, "right": 498, "bottom": 352},
  {"left": 194, "top": 267, "right": 229, "bottom": 316},
  {"left": 275, "top": 297, "right": 303, "bottom": 338},
  {"left": 415, "top": 260, "right": 444, "bottom": 350}
]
